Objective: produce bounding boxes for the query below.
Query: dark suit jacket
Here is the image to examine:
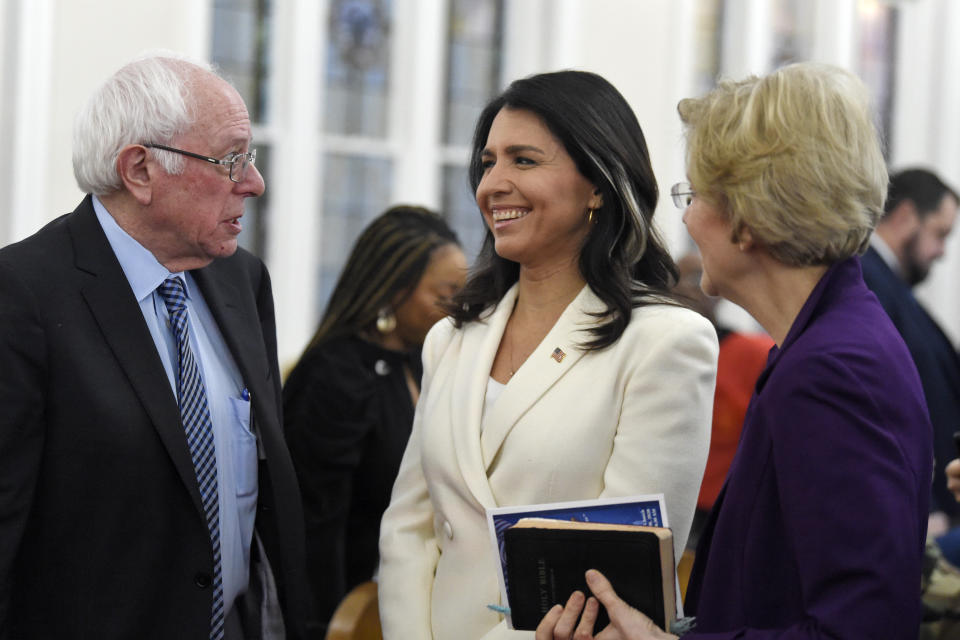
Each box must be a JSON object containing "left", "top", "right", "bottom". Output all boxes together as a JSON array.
[
  {"left": 862, "top": 245, "right": 960, "bottom": 516},
  {"left": 0, "top": 196, "right": 307, "bottom": 639},
  {"left": 685, "top": 257, "right": 932, "bottom": 638}
]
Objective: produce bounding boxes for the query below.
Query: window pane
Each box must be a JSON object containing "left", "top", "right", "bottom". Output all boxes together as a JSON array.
[
  {"left": 317, "top": 154, "right": 394, "bottom": 315},
  {"left": 694, "top": 0, "right": 725, "bottom": 93},
  {"left": 771, "top": 0, "right": 814, "bottom": 68},
  {"left": 324, "top": 0, "right": 393, "bottom": 137},
  {"left": 237, "top": 145, "right": 271, "bottom": 259},
  {"left": 211, "top": 0, "right": 273, "bottom": 123},
  {"left": 858, "top": 0, "right": 896, "bottom": 158},
  {"left": 444, "top": 0, "right": 503, "bottom": 146},
  {"left": 442, "top": 164, "right": 485, "bottom": 263}
]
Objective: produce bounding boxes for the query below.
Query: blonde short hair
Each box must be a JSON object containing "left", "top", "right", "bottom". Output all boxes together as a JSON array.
[{"left": 678, "top": 62, "right": 888, "bottom": 266}]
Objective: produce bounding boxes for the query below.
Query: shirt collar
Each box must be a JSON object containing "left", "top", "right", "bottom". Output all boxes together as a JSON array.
[
  {"left": 869, "top": 232, "right": 902, "bottom": 277},
  {"left": 92, "top": 195, "right": 188, "bottom": 301}
]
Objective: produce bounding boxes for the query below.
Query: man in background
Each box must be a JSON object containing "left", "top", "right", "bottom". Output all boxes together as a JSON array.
[
  {"left": 0, "top": 54, "right": 306, "bottom": 639},
  {"left": 861, "top": 167, "right": 960, "bottom": 545}
]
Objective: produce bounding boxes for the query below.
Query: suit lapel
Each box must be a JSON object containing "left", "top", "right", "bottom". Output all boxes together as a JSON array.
[
  {"left": 449, "top": 288, "right": 516, "bottom": 508},
  {"left": 192, "top": 261, "right": 288, "bottom": 481},
  {"left": 916, "top": 307, "right": 960, "bottom": 392},
  {"left": 192, "top": 264, "right": 270, "bottom": 411},
  {"left": 69, "top": 199, "right": 206, "bottom": 515},
  {"left": 479, "top": 285, "right": 600, "bottom": 471},
  {"left": 868, "top": 249, "right": 960, "bottom": 387}
]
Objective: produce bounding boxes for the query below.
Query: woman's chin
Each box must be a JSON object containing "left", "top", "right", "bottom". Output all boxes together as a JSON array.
[
  {"left": 492, "top": 241, "right": 522, "bottom": 264},
  {"left": 700, "top": 278, "right": 720, "bottom": 298}
]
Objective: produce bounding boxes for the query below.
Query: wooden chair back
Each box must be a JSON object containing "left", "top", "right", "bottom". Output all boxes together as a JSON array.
[{"left": 325, "top": 581, "right": 382, "bottom": 640}]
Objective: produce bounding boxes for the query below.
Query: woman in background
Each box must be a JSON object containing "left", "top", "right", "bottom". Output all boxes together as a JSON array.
[
  {"left": 537, "top": 62, "right": 932, "bottom": 640},
  {"left": 377, "top": 70, "right": 718, "bottom": 639},
  {"left": 283, "top": 205, "right": 466, "bottom": 637}
]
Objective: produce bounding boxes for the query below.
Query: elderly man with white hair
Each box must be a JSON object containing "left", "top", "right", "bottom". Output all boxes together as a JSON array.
[{"left": 0, "top": 54, "right": 308, "bottom": 640}]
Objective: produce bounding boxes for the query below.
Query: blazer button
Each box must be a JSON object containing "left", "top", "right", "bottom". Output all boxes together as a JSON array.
[
  {"left": 443, "top": 520, "right": 454, "bottom": 540},
  {"left": 194, "top": 572, "right": 212, "bottom": 589}
]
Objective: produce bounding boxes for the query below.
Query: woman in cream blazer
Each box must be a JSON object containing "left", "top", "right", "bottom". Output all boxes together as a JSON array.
[{"left": 378, "top": 71, "right": 718, "bottom": 640}]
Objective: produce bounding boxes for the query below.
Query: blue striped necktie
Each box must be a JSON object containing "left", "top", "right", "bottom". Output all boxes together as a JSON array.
[{"left": 158, "top": 276, "right": 224, "bottom": 640}]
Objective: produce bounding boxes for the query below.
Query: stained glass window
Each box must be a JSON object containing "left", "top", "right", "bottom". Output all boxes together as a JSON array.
[
  {"left": 857, "top": 0, "right": 896, "bottom": 156},
  {"left": 771, "top": 0, "right": 814, "bottom": 68},
  {"left": 212, "top": 0, "right": 273, "bottom": 123},
  {"left": 442, "top": 164, "right": 486, "bottom": 262},
  {"left": 317, "top": 154, "right": 394, "bottom": 314},
  {"left": 441, "top": 0, "right": 503, "bottom": 259},
  {"left": 443, "top": 0, "right": 503, "bottom": 147},
  {"left": 694, "top": 0, "right": 725, "bottom": 94},
  {"left": 324, "top": 0, "right": 392, "bottom": 137},
  {"left": 212, "top": 0, "right": 273, "bottom": 258}
]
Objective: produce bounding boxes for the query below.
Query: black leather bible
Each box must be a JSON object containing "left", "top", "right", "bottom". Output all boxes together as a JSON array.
[{"left": 503, "top": 518, "right": 675, "bottom": 632}]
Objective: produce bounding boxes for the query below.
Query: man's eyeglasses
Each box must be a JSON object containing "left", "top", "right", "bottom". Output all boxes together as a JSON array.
[
  {"left": 142, "top": 143, "right": 257, "bottom": 183},
  {"left": 670, "top": 182, "right": 695, "bottom": 209}
]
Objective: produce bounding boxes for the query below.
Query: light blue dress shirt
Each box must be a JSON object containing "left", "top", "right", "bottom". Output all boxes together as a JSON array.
[{"left": 92, "top": 196, "right": 257, "bottom": 614}]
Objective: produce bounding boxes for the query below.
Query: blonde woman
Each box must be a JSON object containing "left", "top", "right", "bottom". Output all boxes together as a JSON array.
[{"left": 537, "top": 63, "right": 932, "bottom": 640}]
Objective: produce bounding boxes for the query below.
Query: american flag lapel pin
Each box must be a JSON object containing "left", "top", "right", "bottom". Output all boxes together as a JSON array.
[{"left": 551, "top": 347, "right": 566, "bottom": 363}]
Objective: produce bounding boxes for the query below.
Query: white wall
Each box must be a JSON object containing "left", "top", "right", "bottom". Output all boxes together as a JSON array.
[
  {"left": 2, "top": 0, "right": 211, "bottom": 245},
  {"left": 5, "top": 0, "right": 54, "bottom": 244},
  {"left": 0, "top": 0, "right": 16, "bottom": 245}
]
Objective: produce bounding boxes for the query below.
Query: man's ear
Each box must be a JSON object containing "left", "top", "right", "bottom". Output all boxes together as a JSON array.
[
  {"left": 116, "top": 145, "right": 154, "bottom": 205},
  {"left": 884, "top": 200, "right": 921, "bottom": 239}
]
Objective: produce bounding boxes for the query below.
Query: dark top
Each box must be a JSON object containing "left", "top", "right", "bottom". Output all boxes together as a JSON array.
[
  {"left": 685, "top": 257, "right": 932, "bottom": 639},
  {"left": 861, "top": 246, "right": 960, "bottom": 517},
  {"left": 283, "top": 335, "right": 421, "bottom": 635}
]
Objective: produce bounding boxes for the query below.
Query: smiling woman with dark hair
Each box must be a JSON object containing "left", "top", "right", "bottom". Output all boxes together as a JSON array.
[{"left": 377, "top": 70, "right": 718, "bottom": 640}]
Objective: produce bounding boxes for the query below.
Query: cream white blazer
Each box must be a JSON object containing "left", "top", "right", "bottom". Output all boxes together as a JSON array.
[{"left": 378, "top": 284, "right": 718, "bottom": 640}]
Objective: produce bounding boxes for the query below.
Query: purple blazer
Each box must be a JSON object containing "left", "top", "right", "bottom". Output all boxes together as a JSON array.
[{"left": 684, "top": 257, "right": 932, "bottom": 639}]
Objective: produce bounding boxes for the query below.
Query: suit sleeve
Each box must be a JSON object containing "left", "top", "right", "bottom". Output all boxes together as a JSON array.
[
  {"left": 0, "top": 262, "right": 47, "bottom": 632},
  {"left": 687, "top": 353, "right": 926, "bottom": 639},
  {"left": 377, "top": 320, "right": 453, "bottom": 639},
  {"left": 600, "top": 308, "right": 718, "bottom": 560}
]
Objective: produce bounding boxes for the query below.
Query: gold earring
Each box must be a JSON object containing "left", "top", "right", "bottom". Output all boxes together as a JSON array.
[
  {"left": 587, "top": 208, "right": 597, "bottom": 224},
  {"left": 376, "top": 307, "right": 397, "bottom": 334}
]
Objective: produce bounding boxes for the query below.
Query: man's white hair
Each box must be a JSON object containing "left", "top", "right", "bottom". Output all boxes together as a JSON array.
[{"left": 72, "top": 52, "right": 218, "bottom": 195}]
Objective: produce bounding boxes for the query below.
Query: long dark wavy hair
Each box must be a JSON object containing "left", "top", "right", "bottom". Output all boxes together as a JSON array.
[
  {"left": 449, "top": 70, "right": 680, "bottom": 350},
  {"left": 303, "top": 205, "right": 460, "bottom": 353}
]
